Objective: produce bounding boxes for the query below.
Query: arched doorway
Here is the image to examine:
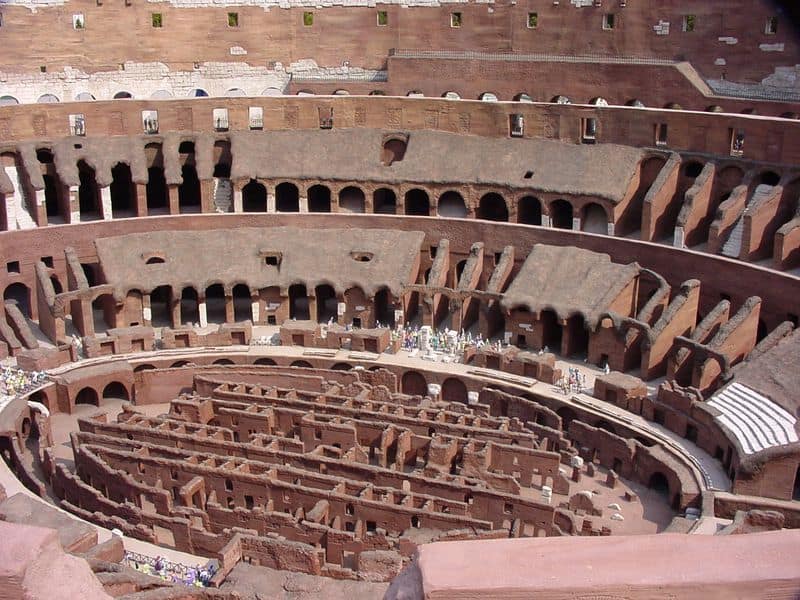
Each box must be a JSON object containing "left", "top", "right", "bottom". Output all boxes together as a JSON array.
[
  {"left": 254, "top": 357, "right": 277, "bottom": 366},
  {"left": 181, "top": 287, "right": 200, "bottom": 325},
  {"left": 550, "top": 200, "right": 573, "bottom": 229},
  {"left": 178, "top": 164, "right": 201, "bottom": 213},
  {"left": 315, "top": 284, "right": 338, "bottom": 323},
  {"left": 477, "top": 193, "right": 508, "bottom": 221},
  {"left": 102, "top": 382, "right": 129, "bottom": 402},
  {"left": 374, "top": 287, "right": 394, "bottom": 327},
  {"left": 518, "top": 196, "right": 542, "bottom": 225},
  {"left": 233, "top": 284, "right": 251, "bottom": 322},
  {"left": 438, "top": 192, "right": 467, "bottom": 217},
  {"left": 146, "top": 166, "right": 168, "bottom": 213},
  {"left": 401, "top": 371, "right": 427, "bottom": 396},
  {"left": 338, "top": 186, "right": 365, "bottom": 213},
  {"left": 77, "top": 160, "right": 101, "bottom": 220},
  {"left": 308, "top": 185, "right": 331, "bottom": 212},
  {"left": 648, "top": 472, "right": 670, "bottom": 500},
  {"left": 242, "top": 180, "right": 267, "bottom": 212},
  {"left": 404, "top": 189, "right": 430, "bottom": 216},
  {"left": 331, "top": 362, "right": 353, "bottom": 371},
  {"left": 4, "top": 283, "right": 30, "bottom": 318},
  {"left": 150, "top": 286, "right": 172, "bottom": 327},
  {"left": 289, "top": 284, "right": 310, "bottom": 320},
  {"left": 441, "top": 378, "right": 468, "bottom": 403},
  {"left": 541, "top": 309, "right": 562, "bottom": 351},
  {"left": 374, "top": 188, "right": 396, "bottom": 214},
  {"left": 205, "top": 284, "right": 226, "bottom": 324},
  {"left": 75, "top": 387, "right": 99, "bottom": 406},
  {"left": 110, "top": 163, "right": 136, "bottom": 218},
  {"left": 581, "top": 203, "right": 608, "bottom": 234},
  {"left": 290, "top": 360, "right": 312, "bottom": 368},
  {"left": 276, "top": 182, "right": 299, "bottom": 212}
]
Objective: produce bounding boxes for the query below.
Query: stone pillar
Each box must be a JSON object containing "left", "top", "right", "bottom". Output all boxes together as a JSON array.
[
  {"left": 135, "top": 184, "right": 148, "bottom": 217},
  {"left": 68, "top": 185, "right": 80, "bottom": 224},
  {"left": 541, "top": 215, "right": 551, "bottom": 227},
  {"left": 299, "top": 195, "right": 308, "bottom": 213},
  {"left": 225, "top": 294, "right": 235, "bottom": 323},
  {"left": 607, "top": 221, "right": 615, "bottom": 236},
  {"left": 673, "top": 226, "right": 685, "bottom": 248},
  {"left": 100, "top": 186, "right": 113, "bottom": 220},
  {"left": 200, "top": 179, "right": 214, "bottom": 213},
  {"left": 572, "top": 217, "right": 581, "bottom": 231},
  {"left": 2, "top": 193, "right": 15, "bottom": 230},
  {"left": 171, "top": 294, "right": 181, "bottom": 329},
  {"left": 251, "top": 298, "right": 260, "bottom": 324},
  {"left": 34, "top": 189, "right": 48, "bottom": 226},
  {"left": 198, "top": 300, "right": 208, "bottom": 328},
  {"left": 233, "top": 187, "right": 243, "bottom": 213},
  {"left": 267, "top": 191, "right": 276, "bottom": 213},
  {"left": 142, "top": 293, "right": 152, "bottom": 327},
  {"left": 168, "top": 185, "right": 180, "bottom": 215}
]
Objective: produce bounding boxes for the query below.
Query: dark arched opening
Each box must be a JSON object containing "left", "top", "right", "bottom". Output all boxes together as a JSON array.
[
  {"left": 110, "top": 163, "right": 136, "bottom": 218},
  {"left": 150, "top": 285, "right": 172, "bottom": 327},
  {"left": 178, "top": 165, "right": 201, "bottom": 213},
  {"left": 331, "top": 362, "right": 353, "bottom": 371},
  {"left": 581, "top": 202, "right": 608, "bottom": 234},
  {"left": 401, "top": 371, "right": 427, "bottom": 396},
  {"left": 290, "top": 360, "right": 312, "bottom": 368},
  {"left": 146, "top": 166, "right": 168, "bottom": 213},
  {"left": 338, "top": 186, "right": 365, "bottom": 213},
  {"left": 276, "top": 182, "right": 299, "bottom": 212},
  {"left": 254, "top": 357, "right": 277, "bottom": 366},
  {"left": 180, "top": 287, "right": 200, "bottom": 325},
  {"left": 759, "top": 171, "right": 781, "bottom": 186},
  {"left": 477, "top": 193, "right": 508, "bottom": 222},
  {"left": 205, "top": 284, "right": 226, "bottom": 324},
  {"left": 374, "top": 287, "right": 394, "bottom": 327},
  {"left": 242, "top": 180, "right": 267, "bottom": 212},
  {"left": 289, "top": 284, "right": 310, "bottom": 320},
  {"left": 4, "top": 283, "right": 31, "bottom": 318},
  {"left": 518, "top": 196, "right": 542, "bottom": 225},
  {"left": 77, "top": 160, "right": 101, "bottom": 220},
  {"left": 75, "top": 387, "right": 99, "bottom": 406},
  {"left": 556, "top": 406, "right": 576, "bottom": 430},
  {"left": 315, "top": 284, "right": 338, "bottom": 323},
  {"left": 438, "top": 191, "right": 467, "bottom": 218},
  {"left": 648, "top": 472, "right": 670, "bottom": 500},
  {"left": 233, "top": 284, "right": 251, "bottom": 322},
  {"left": 550, "top": 200, "right": 573, "bottom": 229},
  {"left": 308, "top": 185, "right": 331, "bottom": 213},
  {"left": 374, "top": 188, "right": 397, "bottom": 214},
  {"left": 541, "top": 309, "right": 562, "bottom": 351},
  {"left": 441, "top": 378, "right": 468, "bottom": 403},
  {"left": 102, "top": 382, "right": 129, "bottom": 402},
  {"left": 213, "top": 358, "right": 235, "bottom": 365},
  {"left": 404, "top": 189, "right": 430, "bottom": 216}
]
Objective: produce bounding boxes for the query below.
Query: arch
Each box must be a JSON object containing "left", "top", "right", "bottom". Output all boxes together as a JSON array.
[
  {"left": 550, "top": 95, "right": 571, "bottom": 104},
  {"left": 477, "top": 193, "right": 508, "bottom": 222},
  {"left": 0, "top": 95, "right": 19, "bottom": 106},
  {"left": 50, "top": 276, "right": 63, "bottom": 294},
  {"left": 180, "top": 287, "right": 200, "bottom": 325},
  {"left": 77, "top": 160, "right": 101, "bottom": 220},
  {"left": 479, "top": 92, "right": 498, "bottom": 102},
  {"left": 564, "top": 313, "right": 589, "bottom": 357},
  {"left": 374, "top": 286, "right": 394, "bottom": 327},
  {"left": 331, "top": 362, "right": 353, "bottom": 371},
  {"left": 4, "top": 283, "right": 31, "bottom": 318},
  {"left": 213, "top": 140, "right": 232, "bottom": 178},
  {"left": 581, "top": 202, "right": 608, "bottom": 234},
  {"left": 664, "top": 102, "right": 683, "bottom": 110},
  {"left": 556, "top": 406, "right": 576, "bottom": 430},
  {"left": 75, "top": 387, "right": 99, "bottom": 406},
  {"left": 308, "top": 185, "right": 331, "bottom": 213},
  {"left": 683, "top": 161, "right": 704, "bottom": 179},
  {"left": 37, "top": 94, "right": 60, "bottom": 103},
  {"left": 213, "top": 358, "right": 235, "bottom": 365},
  {"left": 401, "top": 371, "right": 427, "bottom": 396},
  {"left": 205, "top": 284, "right": 226, "bottom": 324},
  {"left": 261, "top": 87, "right": 282, "bottom": 97},
  {"left": 189, "top": 88, "right": 209, "bottom": 97},
  {"left": 759, "top": 170, "right": 781, "bottom": 186},
  {"left": 178, "top": 164, "right": 201, "bottom": 213},
  {"left": 541, "top": 309, "right": 562, "bottom": 351},
  {"left": 382, "top": 138, "right": 407, "bottom": 166},
  {"left": 648, "top": 472, "right": 670, "bottom": 499},
  {"left": 518, "top": 196, "right": 542, "bottom": 225},
  {"left": 113, "top": 91, "right": 133, "bottom": 99},
  {"left": 315, "top": 284, "right": 338, "bottom": 323},
  {"left": 171, "top": 360, "right": 190, "bottom": 368},
  {"left": 625, "top": 99, "right": 645, "bottom": 107},
  {"left": 550, "top": 199, "right": 573, "bottom": 229},
  {"left": 133, "top": 364, "right": 156, "bottom": 372},
  {"left": 289, "top": 284, "right": 310, "bottom": 320},
  {"left": 254, "top": 357, "right": 277, "bottom": 366},
  {"left": 437, "top": 191, "right": 467, "bottom": 218},
  {"left": 225, "top": 88, "right": 246, "bottom": 97},
  {"left": 296, "top": 90, "right": 315, "bottom": 96},
  {"left": 406, "top": 90, "right": 424, "bottom": 97},
  {"left": 275, "top": 182, "right": 299, "bottom": 212},
  {"left": 368, "top": 90, "right": 386, "bottom": 96},
  {"left": 595, "top": 419, "right": 616, "bottom": 434},
  {"left": 102, "top": 382, "right": 129, "bottom": 402},
  {"left": 146, "top": 166, "right": 168, "bottom": 212},
  {"left": 242, "top": 180, "right": 267, "bottom": 212},
  {"left": 589, "top": 97, "right": 609, "bottom": 106},
  {"left": 149, "top": 285, "right": 172, "bottom": 327},
  {"left": 404, "top": 189, "right": 430, "bottom": 216},
  {"left": 110, "top": 163, "right": 135, "bottom": 218},
  {"left": 151, "top": 89, "right": 173, "bottom": 99},
  {"left": 373, "top": 188, "right": 396, "bottom": 214},
  {"left": 338, "top": 186, "right": 365, "bottom": 213},
  {"left": 513, "top": 93, "right": 533, "bottom": 103},
  {"left": 442, "top": 91, "right": 461, "bottom": 100},
  {"left": 705, "top": 105, "right": 724, "bottom": 113},
  {"left": 780, "top": 112, "right": 799, "bottom": 120},
  {"left": 441, "top": 377, "right": 468, "bottom": 403},
  {"left": 290, "top": 360, "right": 313, "bottom": 368},
  {"left": 74, "top": 92, "right": 95, "bottom": 101},
  {"left": 333, "top": 89, "right": 351, "bottom": 96},
  {"left": 233, "top": 284, "right": 251, "bottom": 322}
]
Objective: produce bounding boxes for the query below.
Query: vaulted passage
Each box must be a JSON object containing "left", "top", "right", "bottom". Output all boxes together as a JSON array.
[
  {"left": 438, "top": 192, "right": 467, "bottom": 218},
  {"left": 518, "top": 196, "right": 542, "bottom": 225},
  {"left": 338, "top": 186, "right": 365, "bottom": 213},
  {"left": 477, "top": 193, "right": 508, "bottom": 222},
  {"left": 374, "top": 188, "right": 396, "bottom": 214},
  {"left": 179, "top": 165, "right": 201, "bottom": 213},
  {"left": 242, "top": 180, "right": 267, "bottom": 212},
  {"left": 110, "top": 163, "right": 136, "bottom": 218},
  {"left": 404, "top": 189, "right": 430, "bottom": 216},
  {"left": 146, "top": 167, "right": 168, "bottom": 213},
  {"left": 308, "top": 185, "right": 331, "bottom": 213},
  {"left": 289, "top": 284, "right": 310, "bottom": 320},
  {"left": 276, "top": 183, "right": 299, "bottom": 212},
  {"left": 78, "top": 160, "right": 101, "bottom": 221},
  {"left": 550, "top": 200, "right": 573, "bottom": 229}
]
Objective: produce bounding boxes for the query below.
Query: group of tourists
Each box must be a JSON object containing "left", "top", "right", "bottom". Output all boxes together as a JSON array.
[
  {"left": 0, "top": 365, "right": 48, "bottom": 401},
  {"left": 558, "top": 366, "right": 587, "bottom": 395},
  {"left": 125, "top": 551, "right": 216, "bottom": 587}
]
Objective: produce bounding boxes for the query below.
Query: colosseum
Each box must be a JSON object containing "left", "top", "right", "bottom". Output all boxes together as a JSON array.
[{"left": 0, "top": 0, "right": 799, "bottom": 598}]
